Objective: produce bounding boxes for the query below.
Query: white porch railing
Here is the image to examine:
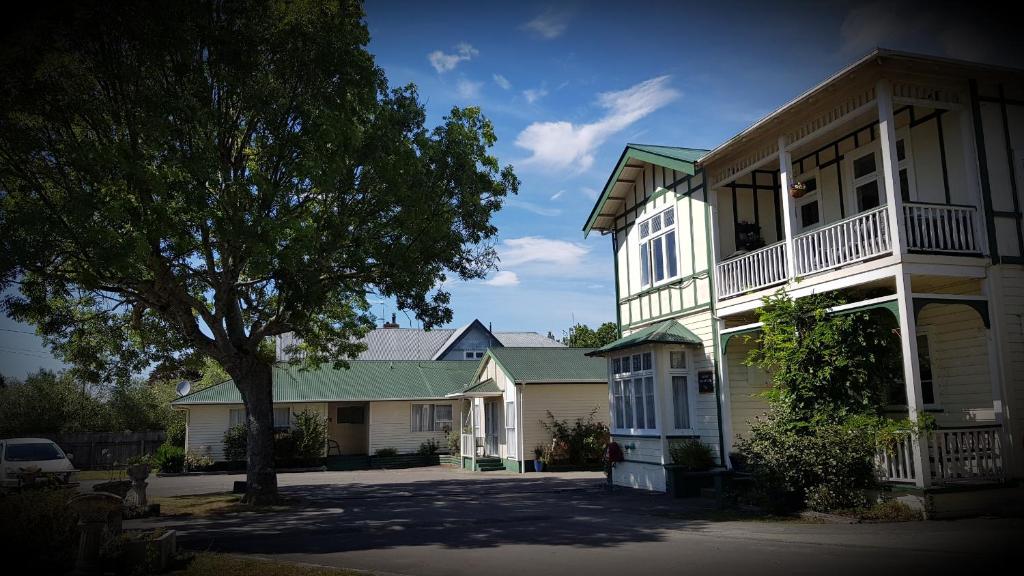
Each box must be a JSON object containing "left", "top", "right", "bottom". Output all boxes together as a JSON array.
[
  {"left": 931, "top": 427, "right": 1003, "bottom": 483},
  {"left": 875, "top": 426, "right": 1004, "bottom": 485},
  {"left": 903, "top": 202, "right": 980, "bottom": 254},
  {"left": 716, "top": 241, "right": 788, "bottom": 299},
  {"left": 794, "top": 205, "right": 891, "bottom": 276},
  {"left": 460, "top": 433, "right": 474, "bottom": 458},
  {"left": 876, "top": 432, "right": 918, "bottom": 484}
]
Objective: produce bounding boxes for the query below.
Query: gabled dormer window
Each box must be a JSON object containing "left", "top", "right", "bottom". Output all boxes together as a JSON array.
[{"left": 639, "top": 208, "right": 679, "bottom": 288}]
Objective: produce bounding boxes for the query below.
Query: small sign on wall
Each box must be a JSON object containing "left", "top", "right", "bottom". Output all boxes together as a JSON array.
[{"left": 698, "top": 370, "right": 715, "bottom": 394}]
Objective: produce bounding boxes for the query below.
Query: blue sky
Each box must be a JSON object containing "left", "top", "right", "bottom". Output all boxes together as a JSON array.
[{"left": 1, "top": 0, "right": 1015, "bottom": 378}]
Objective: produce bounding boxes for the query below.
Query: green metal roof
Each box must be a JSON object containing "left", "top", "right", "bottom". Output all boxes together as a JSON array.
[
  {"left": 449, "top": 377, "right": 503, "bottom": 397},
  {"left": 588, "top": 319, "right": 702, "bottom": 356},
  {"left": 583, "top": 143, "right": 709, "bottom": 237},
  {"left": 487, "top": 347, "right": 607, "bottom": 383},
  {"left": 171, "top": 361, "right": 480, "bottom": 405}
]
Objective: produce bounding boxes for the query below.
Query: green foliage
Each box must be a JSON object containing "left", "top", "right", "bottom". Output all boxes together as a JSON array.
[
  {"left": 418, "top": 438, "right": 439, "bottom": 456},
  {"left": 154, "top": 444, "right": 185, "bottom": 473},
  {"left": 185, "top": 449, "right": 214, "bottom": 471},
  {"left": 668, "top": 439, "right": 715, "bottom": 471},
  {"left": 1, "top": 0, "right": 517, "bottom": 502},
  {"left": 222, "top": 425, "right": 248, "bottom": 462},
  {"left": 291, "top": 409, "right": 327, "bottom": 460},
  {"left": 0, "top": 370, "right": 113, "bottom": 436},
  {"left": 540, "top": 409, "right": 609, "bottom": 465},
  {"left": 446, "top": 430, "right": 461, "bottom": 455},
  {"left": 564, "top": 322, "right": 619, "bottom": 348},
  {"left": 0, "top": 488, "right": 78, "bottom": 574},
  {"left": 738, "top": 290, "right": 922, "bottom": 513},
  {"left": 375, "top": 447, "right": 398, "bottom": 457}
]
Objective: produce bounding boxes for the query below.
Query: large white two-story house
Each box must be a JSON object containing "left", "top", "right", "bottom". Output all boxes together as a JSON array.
[{"left": 584, "top": 49, "right": 1024, "bottom": 502}]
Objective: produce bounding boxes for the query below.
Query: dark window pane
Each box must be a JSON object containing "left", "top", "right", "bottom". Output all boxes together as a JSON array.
[
  {"left": 800, "top": 200, "right": 820, "bottom": 227},
  {"left": 900, "top": 169, "right": 910, "bottom": 202},
  {"left": 653, "top": 236, "right": 665, "bottom": 282},
  {"left": 337, "top": 406, "right": 365, "bottom": 424},
  {"left": 854, "top": 153, "right": 876, "bottom": 179},
  {"left": 917, "top": 334, "right": 935, "bottom": 404},
  {"left": 632, "top": 354, "right": 642, "bottom": 372},
  {"left": 640, "top": 243, "right": 650, "bottom": 286},
  {"left": 612, "top": 358, "right": 621, "bottom": 374},
  {"left": 896, "top": 140, "right": 906, "bottom": 162},
  {"left": 857, "top": 181, "right": 880, "bottom": 211},
  {"left": 805, "top": 177, "right": 817, "bottom": 192},
  {"left": 666, "top": 231, "right": 678, "bottom": 278},
  {"left": 642, "top": 352, "right": 652, "bottom": 371}
]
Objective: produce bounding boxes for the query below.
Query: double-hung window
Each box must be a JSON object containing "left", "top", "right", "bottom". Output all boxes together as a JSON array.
[
  {"left": 411, "top": 403, "right": 453, "bottom": 432},
  {"left": 668, "top": 350, "right": 692, "bottom": 431},
  {"left": 611, "top": 351, "right": 657, "bottom": 432},
  {"left": 504, "top": 402, "right": 517, "bottom": 456},
  {"left": 273, "top": 407, "right": 291, "bottom": 430},
  {"left": 638, "top": 208, "right": 679, "bottom": 288},
  {"left": 229, "top": 408, "right": 246, "bottom": 428}
]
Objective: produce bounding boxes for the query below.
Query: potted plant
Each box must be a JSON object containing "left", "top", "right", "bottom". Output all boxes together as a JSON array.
[
  {"left": 533, "top": 445, "right": 545, "bottom": 472},
  {"left": 665, "top": 439, "right": 716, "bottom": 498},
  {"left": 734, "top": 221, "right": 765, "bottom": 252},
  {"left": 789, "top": 181, "right": 808, "bottom": 198}
]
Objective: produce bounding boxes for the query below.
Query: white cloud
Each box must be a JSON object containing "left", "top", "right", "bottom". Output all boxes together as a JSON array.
[
  {"left": 493, "top": 74, "right": 511, "bottom": 90},
  {"left": 509, "top": 200, "right": 562, "bottom": 217},
  {"left": 522, "top": 87, "right": 548, "bottom": 104},
  {"left": 483, "top": 270, "right": 520, "bottom": 287},
  {"left": 428, "top": 43, "right": 479, "bottom": 73},
  {"left": 455, "top": 78, "right": 483, "bottom": 100},
  {"left": 550, "top": 190, "right": 565, "bottom": 201},
  {"left": 580, "top": 187, "right": 598, "bottom": 200},
  {"left": 524, "top": 9, "right": 569, "bottom": 39},
  {"left": 499, "top": 236, "right": 589, "bottom": 268},
  {"left": 514, "top": 76, "right": 679, "bottom": 172}
]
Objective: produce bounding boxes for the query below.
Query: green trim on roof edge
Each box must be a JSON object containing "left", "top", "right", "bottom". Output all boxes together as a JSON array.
[
  {"left": 583, "top": 144, "right": 707, "bottom": 237},
  {"left": 587, "top": 319, "right": 702, "bottom": 356}
]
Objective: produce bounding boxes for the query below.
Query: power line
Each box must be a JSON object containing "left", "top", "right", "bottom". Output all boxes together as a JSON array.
[{"left": 0, "top": 327, "right": 37, "bottom": 335}]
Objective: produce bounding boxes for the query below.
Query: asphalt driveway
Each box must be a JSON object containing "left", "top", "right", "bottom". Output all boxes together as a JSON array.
[{"left": 125, "top": 467, "right": 1023, "bottom": 575}]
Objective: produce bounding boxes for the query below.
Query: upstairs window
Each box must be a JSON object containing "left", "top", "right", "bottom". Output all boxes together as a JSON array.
[{"left": 638, "top": 208, "right": 679, "bottom": 288}]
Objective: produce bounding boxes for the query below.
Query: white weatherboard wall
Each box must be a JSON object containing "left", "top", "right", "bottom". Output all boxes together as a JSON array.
[
  {"left": 367, "top": 400, "right": 458, "bottom": 455},
  {"left": 183, "top": 402, "right": 328, "bottom": 461},
  {"left": 917, "top": 303, "right": 995, "bottom": 426},
  {"left": 725, "top": 338, "right": 771, "bottom": 443},
  {"left": 521, "top": 383, "right": 609, "bottom": 460}
]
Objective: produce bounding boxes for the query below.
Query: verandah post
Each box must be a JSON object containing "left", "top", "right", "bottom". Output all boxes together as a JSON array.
[
  {"left": 895, "top": 272, "right": 931, "bottom": 488},
  {"left": 777, "top": 136, "right": 797, "bottom": 280},
  {"left": 877, "top": 79, "right": 909, "bottom": 255}
]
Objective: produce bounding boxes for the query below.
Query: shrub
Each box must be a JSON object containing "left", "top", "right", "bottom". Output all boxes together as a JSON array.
[
  {"left": 273, "top": 431, "right": 299, "bottom": 463},
  {"left": 668, "top": 439, "right": 715, "bottom": 471},
  {"left": 0, "top": 488, "right": 78, "bottom": 573},
  {"left": 375, "top": 447, "right": 398, "bottom": 457},
  {"left": 184, "top": 448, "right": 213, "bottom": 471},
  {"left": 418, "top": 438, "right": 439, "bottom": 455},
  {"left": 153, "top": 443, "right": 185, "bottom": 473},
  {"left": 540, "top": 409, "right": 609, "bottom": 465},
  {"left": 446, "top": 430, "right": 460, "bottom": 455},
  {"left": 222, "top": 425, "right": 248, "bottom": 462},
  {"left": 165, "top": 416, "right": 187, "bottom": 447},
  {"left": 292, "top": 409, "right": 327, "bottom": 460}
]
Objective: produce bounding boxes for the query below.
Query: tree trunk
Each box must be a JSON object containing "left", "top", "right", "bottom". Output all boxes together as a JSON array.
[{"left": 229, "top": 358, "right": 278, "bottom": 504}]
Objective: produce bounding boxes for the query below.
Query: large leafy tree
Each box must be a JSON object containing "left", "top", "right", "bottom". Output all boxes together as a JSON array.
[
  {"left": 564, "top": 322, "right": 619, "bottom": 349},
  {"left": 0, "top": 0, "right": 517, "bottom": 502}
]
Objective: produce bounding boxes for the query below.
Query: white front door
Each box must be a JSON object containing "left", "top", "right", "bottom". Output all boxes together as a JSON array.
[{"left": 484, "top": 400, "right": 501, "bottom": 456}]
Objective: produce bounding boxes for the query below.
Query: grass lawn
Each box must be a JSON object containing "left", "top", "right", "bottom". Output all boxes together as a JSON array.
[
  {"left": 155, "top": 492, "right": 301, "bottom": 517},
  {"left": 172, "top": 553, "right": 364, "bottom": 575},
  {"left": 76, "top": 469, "right": 128, "bottom": 481}
]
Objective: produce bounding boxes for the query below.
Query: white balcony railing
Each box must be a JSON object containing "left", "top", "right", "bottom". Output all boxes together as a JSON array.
[
  {"left": 931, "top": 426, "right": 1003, "bottom": 483},
  {"left": 460, "top": 433, "right": 474, "bottom": 458},
  {"left": 876, "top": 425, "right": 1004, "bottom": 486},
  {"left": 903, "top": 202, "right": 980, "bottom": 254},
  {"left": 716, "top": 241, "right": 788, "bottom": 299},
  {"left": 793, "top": 205, "right": 891, "bottom": 276}
]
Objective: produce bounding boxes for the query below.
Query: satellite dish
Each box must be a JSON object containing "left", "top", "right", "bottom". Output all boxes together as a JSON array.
[{"left": 176, "top": 381, "right": 192, "bottom": 397}]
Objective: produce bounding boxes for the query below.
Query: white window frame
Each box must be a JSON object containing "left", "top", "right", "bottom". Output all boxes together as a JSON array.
[
  {"left": 667, "top": 349, "right": 696, "bottom": 434},
  {"left": 637, "top": 207, "right": 680, "bottom": 289},
  {"left": 610, "top": 349, "right": 658, "bottom": 434},
  {"left": 916, "top": 327, "right": 940, "bottom": 409},
  {"left": 794, "top": 167, "right": 823, "bottom": 232},
  {"left": 229, "top": 408, "right": 246, "bottom": 428},
  {"left": 844, "top": 129, "right": 915, "bottom": 213},
  {"left": 504, "top": 401, "right": 517, "bottom": 457},
  {"left": 411, "top": 403, "right": 453, "bottom": 432}
]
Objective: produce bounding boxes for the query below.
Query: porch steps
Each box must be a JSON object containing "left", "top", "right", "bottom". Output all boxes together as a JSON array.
[{"left": 474, "top": 457, "right": 506, "bottom": 472}]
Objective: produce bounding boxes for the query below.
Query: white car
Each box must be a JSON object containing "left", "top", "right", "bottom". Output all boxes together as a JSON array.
[{"left": 0, "top": 437, "right": 78, "bottom": 491}]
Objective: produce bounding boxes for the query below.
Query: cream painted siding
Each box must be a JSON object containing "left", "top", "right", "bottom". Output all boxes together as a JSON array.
[
  {"left": 725, "top": 339, "right": 771, "bottom": 443},
  {"left": 521, "top": 383, "right": 608, "bottom": 458},
  {"left": 918, "top": 304, "right": 995, "bottom": 426},
  {"left": 368, "top": 400, "right": 457, "bottom": 455},
  {"left": 184, "top": 402, "right": 328, "bottom": 461},
  {"left": 994, "top": 266, "right": 1024, "bottom": 477}
]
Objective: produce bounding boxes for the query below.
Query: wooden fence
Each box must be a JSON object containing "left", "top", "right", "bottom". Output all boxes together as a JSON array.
[{"left": 20, "top": 430, "right": 167, "bottom": 470}]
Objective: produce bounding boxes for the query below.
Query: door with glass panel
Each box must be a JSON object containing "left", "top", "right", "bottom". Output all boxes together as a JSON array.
[{"left": 484, "top": 400, "right": 501, "bottom": 456}]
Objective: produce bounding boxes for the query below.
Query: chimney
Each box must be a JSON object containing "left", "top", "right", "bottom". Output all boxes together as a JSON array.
[{"left": 383, "top": 312, "right": 400, "bottom": 329}]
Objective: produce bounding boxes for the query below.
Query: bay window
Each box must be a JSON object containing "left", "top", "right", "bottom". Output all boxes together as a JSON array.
[
  {"left": 611, "top": 351, "right": 657, "bottom": 432},
  {"left": 638, "top": 208, "right": 679, "bottom": 288}
]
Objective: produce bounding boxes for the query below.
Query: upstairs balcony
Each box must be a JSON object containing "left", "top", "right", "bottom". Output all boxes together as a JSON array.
[
  {"left": 716, "top": 202, "right": 980, "bottom": 299},
  {"left": 709, "top": 76, "right": 987, "bottom": 302}
]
